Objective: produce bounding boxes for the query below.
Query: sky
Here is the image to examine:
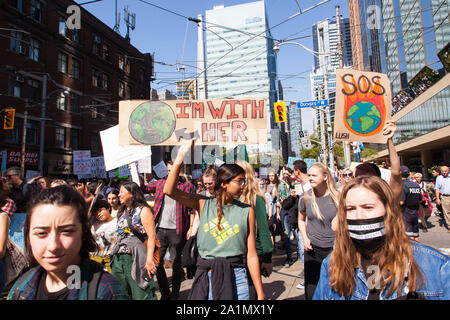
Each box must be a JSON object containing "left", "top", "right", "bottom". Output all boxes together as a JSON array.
[{"left": 75, "top": 0, "right": 350, "bottom": 133}]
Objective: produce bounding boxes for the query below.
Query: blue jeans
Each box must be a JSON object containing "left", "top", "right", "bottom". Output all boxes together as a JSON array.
[
  {"left": 0, "top": 258, "right": 6, "bottom": 293},
  {"left": 354, "top": 152, "right": 361, "bottom": 162},
  {"left": 208, "top": 267, "right": 249, "bottom": 300},
  {"left": 282, "top": 213, "right": 304, "bottom": 264}
]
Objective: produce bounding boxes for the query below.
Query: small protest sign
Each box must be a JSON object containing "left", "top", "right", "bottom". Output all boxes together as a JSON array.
[
  {"left": 73, "top": 150, "right": 91, "bottom": 175},
  {"left": 334, "top": 69, "right": 392, "bottom": 143},
  {"left": 153, "top": 161, "right": 167, "bottom": 178}
]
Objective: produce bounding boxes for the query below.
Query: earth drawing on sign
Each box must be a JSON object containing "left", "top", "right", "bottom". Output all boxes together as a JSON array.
[
  {"left": 345, "top": 101, "right": 382, "bottom": 135},
  {"left": 128, "top": 101, "right": 176, "bottom": 144}
]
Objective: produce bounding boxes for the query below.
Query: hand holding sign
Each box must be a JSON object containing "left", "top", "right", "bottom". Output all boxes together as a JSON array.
[
  {"left": 175, "top": 138, "right": 195, "bottom": 165},
  {"left": 382, "top": 120, "right": 397, "bottom": 140}
]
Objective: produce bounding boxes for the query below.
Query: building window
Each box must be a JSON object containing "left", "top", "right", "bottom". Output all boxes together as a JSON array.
[
  {"left": 56, "top": 92, "right": 67, "bottom": 111},
  {"left": 92, "top": 35, "right": 101, "bottom": 55},
  {"left": 102, "top": 73, "right": 110, "bottom": 90},
  {"left": 29, "top": 38, "right": 40, "bottom": 62},
  {"left": 11, "top": 0, "right": 24, "bottom": 12},
  {"left": 118, "top": 55, "right": 130, "bottom": 73},
  {"left": 26, "top": 121, "right": 39, "bottom": 145},
  {"left": 126, "top": 85, "right": 132, "bottom": 99},
  {"left": 72, "top": 29, "right": 80, "bottom": 43},
  {"left": 102, "top": 44, "right": 110, "bottom": 61},
  {"left": 8, "top": 73, "right": 22, "bottom": 97},
  {"left": 58, "top": 53, "right": 68, "bottom": 73},
  {"left": 70, "top": 128, "right": 79, "bottom": 149},
  {"left": 70, "top": 94, "right": 80, "bottom": 113},
  {"left": 119, "top": 81, "right": 125, "bottom": 97},
  {"left": 90, "top": 133, "right": 99, "bottom": 153},
  {"left": 59, "top": 16, "right": 68, "bottom": 37},
  {"left": 71, "top": 58, "right": 80, "bottom": 79},
  {"left": 27, "top": 79, "right": 40, "bottom": 102},
  {"left": 92, "top": 69, "right": 101, "bottom": 88},
  {"left": 91, "top": 106, "right": 98, "bottom": 119},
  {"left": 31, "top": 0, "right": 42, "bottom": 23},
  {"left": 55, "top": 126, "right": 66, "bottom": 148},
  {"left": 10, "top": 31, "right": 24, "bottom": 54}
]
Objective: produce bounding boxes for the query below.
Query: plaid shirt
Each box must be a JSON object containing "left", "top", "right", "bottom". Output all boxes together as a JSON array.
[
  {"left": 8, "top": 259, "right": 130, "bottom": 300},
  {"left": 142, "top": 178, "right": 195, "bottom": 235},
  {"left": 2, "top": 198, "right": 16, "bottom": 217}
]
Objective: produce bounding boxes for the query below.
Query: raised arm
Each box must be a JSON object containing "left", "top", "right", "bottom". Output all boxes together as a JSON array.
[
  {"left": 163, "top": 139, "right": 200, "bottom": 212},
  {"left": 384, "top": 121, "right": 402, "bottom": 201}
]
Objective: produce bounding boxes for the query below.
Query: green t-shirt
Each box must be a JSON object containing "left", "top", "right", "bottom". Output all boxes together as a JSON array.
[
  {"left": 254, "top": 195, "right": 274, "bottom": 263},
  {"left": 197, "top": 198, "right": 250, "bottom": 259}
]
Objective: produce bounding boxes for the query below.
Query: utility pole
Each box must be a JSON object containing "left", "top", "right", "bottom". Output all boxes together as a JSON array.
[
  {"left": 21, "top": 101, "right": 28, "bottom": 178},
  {"left": 39, "top": 74, "right": 47, "bottom": 175},
  {"left": 319, "top": 85, "right": 327, "bottom": 165},
  {"left": 336, "top": 5, "right": 352, "bottom": 168}
]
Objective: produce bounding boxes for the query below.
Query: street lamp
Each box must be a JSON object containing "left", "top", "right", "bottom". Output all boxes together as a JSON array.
[{"left": 273, "top": 41, "right": 335, "bottom": 170}]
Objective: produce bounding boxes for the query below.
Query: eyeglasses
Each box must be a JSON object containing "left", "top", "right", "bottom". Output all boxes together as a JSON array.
[
  {"left": 342, "top": 173, "right": 353, "bottom": 178},
  {"left": 231, "top": 178, "right": 247, "bottom": 186}
]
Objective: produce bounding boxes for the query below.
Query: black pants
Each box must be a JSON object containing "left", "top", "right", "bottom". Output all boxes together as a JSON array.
[
  {"left": 156, "top": 228, "right": 185, "bottom": 300},
  {"left": 304, "top": 245, "right": 333, "bottom": 300}
]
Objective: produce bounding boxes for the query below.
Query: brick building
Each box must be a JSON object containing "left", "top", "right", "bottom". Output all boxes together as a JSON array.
[{"left": 0, "top": 0, "right": 153, "bottom": 177}]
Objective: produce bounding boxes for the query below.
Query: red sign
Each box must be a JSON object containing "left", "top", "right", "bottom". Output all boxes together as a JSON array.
[{"left": 0, "top": 150, "right": 39, "bottom": 165}]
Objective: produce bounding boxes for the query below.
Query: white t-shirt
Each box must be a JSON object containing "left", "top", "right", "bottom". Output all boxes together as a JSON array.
[{"left": 91, "top": 218, "right": 117, "bottom": 256}]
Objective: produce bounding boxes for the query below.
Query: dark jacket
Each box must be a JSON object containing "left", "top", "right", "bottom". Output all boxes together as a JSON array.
[{"left": 282, "top": 195, "right": 299, "bottom": 227}]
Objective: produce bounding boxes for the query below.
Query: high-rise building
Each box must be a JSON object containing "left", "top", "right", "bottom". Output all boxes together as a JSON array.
[
  {"left": 202, "top": 1, "right": 277, "bottom": 148},
  {"left": 347, "top": 0, "right": 386, "bottom": 73},
  {"left": 287, "top": 102, "right": 303, "bottom": 157},
  {"left": 369, "top": 0, "right": 450, "bottom": 175},
  {"left": 310, "top": 17, "right": 352, "bottom": 130},
  {"left": 176, "top": 78, "right": 198, "bottom": 100}
]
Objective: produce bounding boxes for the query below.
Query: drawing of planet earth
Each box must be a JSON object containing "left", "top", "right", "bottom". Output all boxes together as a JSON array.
[
  {"left": 345, "top": 101, "right": 382, "bottom": 135},
  {"left": 128, "top": 101, "right": 176, "bottom": 144}
]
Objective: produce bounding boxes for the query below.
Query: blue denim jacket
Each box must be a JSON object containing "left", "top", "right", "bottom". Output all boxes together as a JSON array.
[{"left": 313, "top": 242, "right": 450, "bottom": 300}]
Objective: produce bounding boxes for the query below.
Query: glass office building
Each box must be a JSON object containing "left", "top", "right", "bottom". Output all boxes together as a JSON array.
[
  {"left": 369, "top": 0, "right": 450, "bottom": 173},
  {"left": 204, "top": 1, "right": 277, "bottom": 148}
]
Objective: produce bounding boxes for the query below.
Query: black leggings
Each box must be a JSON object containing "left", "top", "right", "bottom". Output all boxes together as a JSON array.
[{"left": 304, "top": 245, "right": 333, "bottom": 300}]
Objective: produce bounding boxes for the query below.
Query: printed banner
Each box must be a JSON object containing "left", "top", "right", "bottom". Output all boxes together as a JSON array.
[
  {"left": 334, "top": 69, "right": 392, "bottom": 143},
  {"left": 119, "top": 99, "right": 268, "bottom": 146},
  {"left": 0, "top": 149, "right": 39, "bottom": 166}
]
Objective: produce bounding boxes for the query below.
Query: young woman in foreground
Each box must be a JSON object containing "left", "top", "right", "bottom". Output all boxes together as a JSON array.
[
  {"left": 163, "top": 139, "right": 264, "bottom": 300},
  {"left": 313, "top": 176, "right": 449, "bottom": 300}
]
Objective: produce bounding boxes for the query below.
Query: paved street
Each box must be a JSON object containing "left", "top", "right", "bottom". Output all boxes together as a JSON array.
[{"left": 158, "top": 209, "right": 449, "bottom": 301}]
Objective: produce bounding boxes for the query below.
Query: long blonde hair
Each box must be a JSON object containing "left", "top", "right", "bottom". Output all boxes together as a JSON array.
[
  {"left": 305, "top": 163, "right": 339, "bottom": 222},
  {"left": 329, "top": 176, "right": 423, "bottom": 298},
  {"left": 236, "top": 160, "right": 265, "bottom": 207}
]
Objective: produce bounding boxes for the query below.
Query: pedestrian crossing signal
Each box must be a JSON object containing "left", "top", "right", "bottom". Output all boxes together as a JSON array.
[
  {"left": 3, "top": 109, "right": 15, "bottom": 130},
  {"left": 299, "top": 130, "right": 304, "bottom": 138},
  {"left": 274, "top": 101, "right": 286, "bottom": 123}
]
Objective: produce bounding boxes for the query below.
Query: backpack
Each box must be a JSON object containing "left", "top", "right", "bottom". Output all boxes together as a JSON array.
[{"left": 359, "top": 142, "right": 364, "bottom": 151}]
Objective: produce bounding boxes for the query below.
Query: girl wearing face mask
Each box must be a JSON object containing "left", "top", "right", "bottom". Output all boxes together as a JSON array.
[
  {"left": 298, "top": 163, "right": 339, "bottom": 300},
  {"left": 163, "top": 139, "right": 264, "bottom": 300},
  {"left": 313, "top": 176, "right": 450, "bottom": 300}
]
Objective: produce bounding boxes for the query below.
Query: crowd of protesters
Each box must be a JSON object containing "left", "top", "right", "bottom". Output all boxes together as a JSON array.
[{"left": 0, "top": 122, "right": 449, "bottom": 300}]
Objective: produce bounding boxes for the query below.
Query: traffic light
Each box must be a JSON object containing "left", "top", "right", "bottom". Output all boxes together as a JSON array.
[
  {"left": 299, "top": 130, "right": 304, "bottom": 138},
  {"left": 3, "top": 109, "right": 15, "bottom": 130},
  {"left": 274, "top": 101, "right": 286, "bottom": 123}
]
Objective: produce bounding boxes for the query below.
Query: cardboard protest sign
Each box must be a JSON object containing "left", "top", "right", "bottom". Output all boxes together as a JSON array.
[
  {"left": 334, "top": 69, "right": 392, "bottom": 143},
  {"left": 153, "top": 161, "right": 167, "bottom": 178},
  {"left": 100, "top": 125, "right": 152, "bottom": 171},
  {"left": 90, "top": 157, "right": 107, "bottom": 179},
  {"left": 73, "top": 150, "right": 91, "bottom": 175},
  {"left": 119, "top": 99, "right": 268, "bottom": 146}
]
